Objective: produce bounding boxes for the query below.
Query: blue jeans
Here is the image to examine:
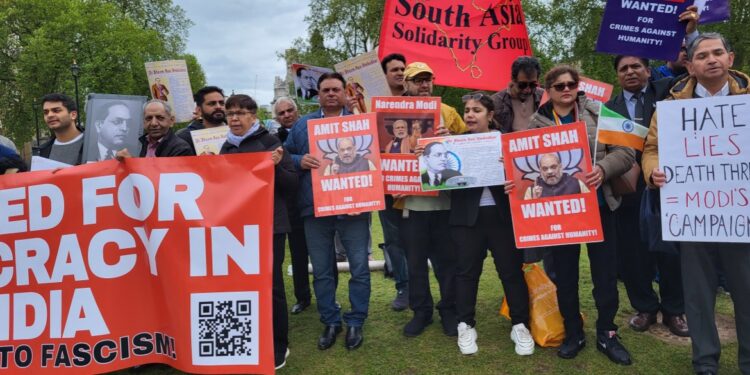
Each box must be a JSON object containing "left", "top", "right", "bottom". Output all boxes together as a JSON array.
[
  {"left": 304, "top": 214, "right": 371, "bottom": 327},
  {"left": 379, "top": 198, "right": 408, "bottom": 292}
]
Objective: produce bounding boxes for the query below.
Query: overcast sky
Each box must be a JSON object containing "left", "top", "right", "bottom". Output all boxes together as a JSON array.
[{"left": 178, "top": 1, "right": 309, "bottom": 106}]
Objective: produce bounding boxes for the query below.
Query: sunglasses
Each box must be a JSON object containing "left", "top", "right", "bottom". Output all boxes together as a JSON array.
[
  {"left": 551, "top": 81, "right": 578, "bottom": 92},
  {"left": 515, "top": 81, "right": 538, "bottom": 90},
  {"left": 461, "top": 93, "right": 489, "bottom": 102}
]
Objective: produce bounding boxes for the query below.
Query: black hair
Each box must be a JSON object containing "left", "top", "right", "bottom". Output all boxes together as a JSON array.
[
  {"left": 225, "top": 94, "right": 258, "bottom": 113},
  {"left": 41, "top": 93, "right": 77, "bottom": 112},
  {"left": 296, "top": 67, "right": 308, "bottom": 77},
  {"left": 96, "top": 101, "right": 131, "bottom": 123},
  {"left": 317, "top": 72, "right": 346, "bottom": 90},
  {"left": 381, "top": 53, "right": 406, "bottom": 73},
  {"left": 511, "top": 56, "right": 541, "bottom": 81},
  {"left": 193, "top": 86, "right": 225, "bottom": 107},
  {"left": 687, "top": 32, "right": 732, "bottom": 60},
  {"left": 613, "top": 55, "right": 650, "bottom": 71},
  {"left": 423, "top": 141, "right": 444, "bottom": 157}
]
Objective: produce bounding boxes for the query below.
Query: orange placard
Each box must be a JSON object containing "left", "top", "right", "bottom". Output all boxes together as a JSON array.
[
  {"left": 372, "top": 96, "right": 441, "bottom": 154},
  {"left": 502, "top": 122, "right": 603, "bottom": 248},
  {"left": 0, "top": 154, "right": 274, "bottom": 374},
  {"left": 381, "top": 154, "right": 438, "bottom": 196},
  {"left": 379, "top": 0, "right": 532, "bottom": 91},
  {"left": 308, "top": 113, "right": 386, "bottom": 216}
]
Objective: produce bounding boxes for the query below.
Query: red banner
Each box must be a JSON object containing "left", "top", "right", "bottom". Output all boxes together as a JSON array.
[
  {"left": 308, "top": 113, "right": 386, "bottom": 216},
  {"left": 0, "top": 155, "right": 274, "bottom": 374},
  {"left": 379, "top": 0, "right": 532, "bottom": 91},
  {"left": 502, "top": 122, "right": 604, "bottom": 248}
]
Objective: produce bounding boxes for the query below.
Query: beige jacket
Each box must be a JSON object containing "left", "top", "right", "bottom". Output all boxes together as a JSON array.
[
  {"left": 529, "top": 93, "right": 635, "bottom": 211},
  {"left": 642, "top": 70, "right": 750, "bottom": 187}
]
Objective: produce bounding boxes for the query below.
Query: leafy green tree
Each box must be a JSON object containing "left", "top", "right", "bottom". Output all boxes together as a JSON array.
[{"left": 0, "top": 0, "right": 203, "bottom": 146}]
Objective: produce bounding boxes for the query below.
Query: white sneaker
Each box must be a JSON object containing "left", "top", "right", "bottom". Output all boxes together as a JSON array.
[
  {"left": 457, "top": 322, "right": 478, "bottom": 355},
  {"left": 275, "top": 348, "right": 290, "bottom": 370},
  {"left": 510, "top": 323, "right": 535, "bottom": 355}
]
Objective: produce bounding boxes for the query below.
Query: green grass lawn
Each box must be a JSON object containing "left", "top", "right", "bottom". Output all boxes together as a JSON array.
[{"left": 132, "top": 215, "right": 740, "bottom": 375}]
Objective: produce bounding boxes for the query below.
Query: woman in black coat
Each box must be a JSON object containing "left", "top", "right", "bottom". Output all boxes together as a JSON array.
[
  {"left": 220, "top": 94, "right": 298, "bottom": 369},
  {"left": 449, "top": 92, "right": 533, "bottom": 357}
]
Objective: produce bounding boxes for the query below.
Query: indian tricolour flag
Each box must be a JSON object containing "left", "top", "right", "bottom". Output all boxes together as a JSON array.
[{"left": 597, "top": 105, "right": 649, "bottom": 151}]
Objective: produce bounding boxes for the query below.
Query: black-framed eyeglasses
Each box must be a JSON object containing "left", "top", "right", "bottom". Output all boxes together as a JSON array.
[
  {"left": 515, "top": 81, "right": 538, "bottom": 90},
  {"left": 461, "top": 93, "right": 488, "bottom": 102},
  {"left": 551, "top": 81, "right": 578, "bottom": 92},
  {"left": 407, "top": 77, "right": 433, "bottom": 85}
]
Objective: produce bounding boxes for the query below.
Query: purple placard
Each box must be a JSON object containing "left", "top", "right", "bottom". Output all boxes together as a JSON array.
[
  {"left": 696, "top": 0, "right": 730, "bottom": 24},
  {"left": 596, "top": 0, "right": 692, "bottom": 61}
]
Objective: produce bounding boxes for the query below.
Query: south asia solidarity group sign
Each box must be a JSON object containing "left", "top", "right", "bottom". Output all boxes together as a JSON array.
[{"left": 0, "top": 155, "right": 275, "bottom": 374}]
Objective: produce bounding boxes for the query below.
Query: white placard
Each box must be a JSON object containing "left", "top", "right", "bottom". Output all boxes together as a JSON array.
[
  {"left": 30, "top": 156, "right": 73, "bottom": 171},
  {"left": 657, "top": 95, "right": 750, "bottom": 243},
  {"left": 417, "top": 132, "right": 504, "bottom": 191}
]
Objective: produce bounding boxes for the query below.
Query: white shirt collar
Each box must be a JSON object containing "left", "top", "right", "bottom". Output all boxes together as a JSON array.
[{"left": 695, "top": 82, "right": 730, "bottom": 98}]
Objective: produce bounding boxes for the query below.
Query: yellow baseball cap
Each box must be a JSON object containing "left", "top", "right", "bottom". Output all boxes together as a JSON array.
[{"left": 404, "top": 62, "right": 434, "bottom": 79}]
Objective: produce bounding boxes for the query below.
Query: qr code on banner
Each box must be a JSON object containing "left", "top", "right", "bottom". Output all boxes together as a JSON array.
[{"left": 190, "top": 292, "right": 259, "bottom": 366}]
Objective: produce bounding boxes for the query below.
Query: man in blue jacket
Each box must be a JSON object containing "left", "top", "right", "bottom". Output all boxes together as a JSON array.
[{"left": 284, "top": 72, "right": 370, "bottom": 351}]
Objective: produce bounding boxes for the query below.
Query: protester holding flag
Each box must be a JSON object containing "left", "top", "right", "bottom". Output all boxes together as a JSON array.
[
  {"left": 450, "top": 92, "right": 533, "bottom": 356},
  {"left": 219, "top": 94, "right": 298, "bottom": 369},
  {"left": 526, "top": 65, "right": 635, "bottom": 365},
  {"left": 604, "top": 55, "right": 688, "bottom": 338}
]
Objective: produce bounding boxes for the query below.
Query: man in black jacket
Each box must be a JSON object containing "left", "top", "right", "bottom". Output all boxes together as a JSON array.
[
  {"left": 606, "top": 55, "right": 687, "bottom": 338},
  {"left": 177, "top": 86, "right": 227, "bottom": 153},
  {"left": 116, "top": 100, "right": 193, "bottom": 159}
]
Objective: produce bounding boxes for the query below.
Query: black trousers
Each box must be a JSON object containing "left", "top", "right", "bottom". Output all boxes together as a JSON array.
[
  {"left": 551, "top": 206, "right": 619, "bottom": 336},
  {"left": 616, "top": 197, "right": 684, "bottom": 316},
  {"left": 401, "top": 209, "right": 457, "bottom": 318},
  {"left": 452, "top": 206, "right": 529, "bottom": 327},
  {"left": 287, "top": 212, "right": 312, "bottom": 304},
  {"left": 273, "top": 234, "right": 289, "bottom": 363}
]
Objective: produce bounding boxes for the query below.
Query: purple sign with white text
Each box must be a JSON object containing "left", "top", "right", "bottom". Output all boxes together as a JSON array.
[
  {"left": 596, "top": 0, "right": 693, "bottom": 61},
  {"left": 696, "top": 0, "right": 730, "bottom": 24}
]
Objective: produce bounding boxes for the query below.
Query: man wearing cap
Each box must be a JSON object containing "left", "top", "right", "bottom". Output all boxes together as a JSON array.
[{"left": 399, "top": 61, "right": 466, "bottom": 337}]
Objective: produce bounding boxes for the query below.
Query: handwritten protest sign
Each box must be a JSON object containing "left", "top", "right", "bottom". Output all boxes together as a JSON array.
[
  {"left": 502, "top": 122, "right": 603, "bottom": 248},
  {"left": 657, "top": 95, "right": 750, "bottom": 243},
  {"left": 145, "top": 60, "right": 194, "bottom": 123},
  {"left": 417, "top": 132, "right": 505, "bottom": 191},
  {"left": 379, "top": 0, "right": 531, "bottom": 91},
  {"left": 381, "top": 154, "right": 438, "bottom": 196},
  {"left": 0, "top": 154, "right": 275, "bottom": 374},
  {"left": 373, "top": 96, "right": 441, "bottom": 154},
  {"left": 596, "top": 0, "right": 692, "bottom": 61},
  {"left": 335, "top": 51, "right": 391, "bottom": 113},
  {"left": 308, "top": 113, "right": 385, "bottom": 216}
]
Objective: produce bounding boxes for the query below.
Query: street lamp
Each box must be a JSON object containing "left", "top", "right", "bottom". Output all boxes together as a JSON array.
[{"left": 70, "top": 60, "right": 81, "bottom": 128}]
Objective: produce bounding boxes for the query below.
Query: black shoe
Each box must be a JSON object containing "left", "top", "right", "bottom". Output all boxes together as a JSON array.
[
  {"left": 317, "top": 325, "right": 342, "bottom": 350},
  {"left": 695, "top": 371, "right": 717, "bottom": 375},
  {"left": 403, "top": 315, "right": 433, "bottom": 337},
  {"left": 558, "top": 334, "right": 586, "bottom": 359},
  {"left": 345, "top": 326, "right": 364, "bottom": 350},
  {"left": 596, "top": 331, "right": 632, "bottom": 365},
  {"left": 440, "top": 310, "right": 458, "bottom": 337},
  {"left": 290, "top": 301, "right": 310, "bottom": 315}
]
